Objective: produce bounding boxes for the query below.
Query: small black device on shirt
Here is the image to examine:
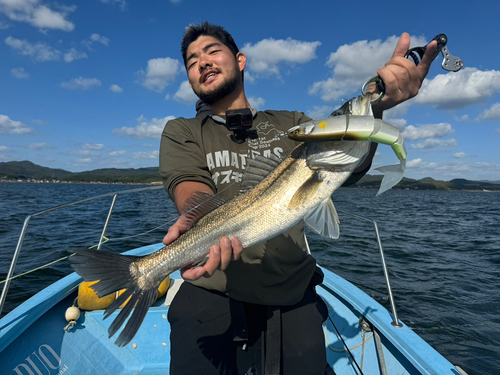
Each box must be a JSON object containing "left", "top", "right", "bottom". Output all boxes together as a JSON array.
[{"left": 225, "top": 108, "right": 258, "bottom": 144}]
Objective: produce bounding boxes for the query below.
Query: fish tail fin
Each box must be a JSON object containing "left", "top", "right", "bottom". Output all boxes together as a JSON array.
[{"left": 71, "top": 248, "right": 160, "bottom": 347}]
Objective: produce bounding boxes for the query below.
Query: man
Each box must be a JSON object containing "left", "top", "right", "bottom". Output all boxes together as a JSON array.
[{"left": 160, "top": 22, "right": 436, "bottom": 375}]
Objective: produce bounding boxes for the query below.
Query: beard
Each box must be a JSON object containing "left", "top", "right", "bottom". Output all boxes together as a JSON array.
[{"left": 193, "top": 72, "right": 239, "bottom": 105}]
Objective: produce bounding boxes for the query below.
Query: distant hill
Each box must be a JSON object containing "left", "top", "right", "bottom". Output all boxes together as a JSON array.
[
  {"left": 0, "top": 161, "right": 161, "bottom": 184},
  {"left": 351, "top": 174, "right": 500, "bottom": 191},
  {"left": 1, "top": 160, "right": 499, "bottom": 190},
  {"left": 0, "top": 161, "right": 73, "bottom": 179}
]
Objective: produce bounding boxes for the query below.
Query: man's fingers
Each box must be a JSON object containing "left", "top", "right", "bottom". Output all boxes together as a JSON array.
[
  {"left": 202, "top": 245, "right": 221, "bottom": 277},
  {"left": 417, "top": 40, "right": 438, "bottom": 80},
  {"left": 163, "top": 226, "right": 180, "bottom": 245},
  {"left": 231, "top": 237, "right": 243, "bottom": 261},
  {"left": 179, "top": 236, "right": 243, "bottom": 281},
  {"left": 218, "top": 237, "right": 232, "bottom": 270},
  {"left": 391, "top": 33, "right": 410, "bottom": 59}
]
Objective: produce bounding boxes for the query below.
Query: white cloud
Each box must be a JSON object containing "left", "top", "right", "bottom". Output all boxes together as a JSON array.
[
  {"left": 406, "top": 158, "right": 474, "bottom": 177},
  {"left": 110, "top": 150, "right": 125, "bottom": 156},
  {"left": 61, "top": 77, "right": 101, "bottom": 90},
  {"left": 248, "top": 97, "right": 265, "bottom": 111},
  {"left": 416, "top": 68, "right": 500, "bottom": 109},
  {"left": 5, "top": 36, "right": 60, "bottom": 61},
  {"left": 28, "top": 142, "right": 50, "bottom": 149},
  {"left": 83, "top": 143, "right": 104, "bottom": 150},
  {"left": 64, "top": 48, "right": 87, "bottom": 62},
  {"left": 401, "top": 123, "right": 453, "bottom": 140},
  {"left": 306, "top": 105, "right": 334, "bottom": 119},
  {"left": 0, "top": 114, "right": 33, "bottom": 134},
  {"left": 242, "top": 38, "right": 321, "bottom": 78},
  {"left": 90, "top": 33, "right": 110, "bottom": 46},
  {"left": 133, "top": 150, "right": 159, "bottom": 159},
  {"left": 11, "top": 67, "right": 29, "bottom": 78},
  {"left": 454, "top": 152, "right": 466, "bottom": 159},
  {"left": 474, "top": 162, "right": 500, "bottom": 172},
  {"left": 137, "top": 57, "right": 182, "bottom": 92},
  {"left": 479, "top": 102, "right": 500, "bottom": 120},
  {"left": 0, "top": 0, "right": 75, "bottom": 31},
  {"left": 100, "top": 0, "right": 127, "bottom": 11},
  {"left": 244, "top": 71, "right": 255, "bottom": 84},
  {"left": 309, "top": 35, "right": 427, "bottom": 102},
  {"left": 173, "top": 80, "right": 198, "bottom": 104},
  {"left": 112, "top": 115, "right": 174, "bottom": 139},
  {"left": 386, "top": 118, "right": 407, "bottom": 130},
  {"left": 411, "top": 138, "right": 457, "bottom": 149},
  {"left": 110, "top": 84, "right": 123, "bottom": 93},
  {"left": 0, "top": 145, "right": 8, "bottom": 151}
]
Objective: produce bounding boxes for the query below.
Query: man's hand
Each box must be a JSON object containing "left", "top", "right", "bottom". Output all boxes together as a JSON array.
[
  {"left": 372, "top": 33, "right": 437, "bottom": 117},
  {"left": 163, "top": 217, "right": 243, "bottom": 281}
]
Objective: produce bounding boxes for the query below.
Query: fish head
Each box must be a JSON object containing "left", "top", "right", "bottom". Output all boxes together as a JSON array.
[{"left": 349, "top": 93, "right": 373, "bottom": 116}]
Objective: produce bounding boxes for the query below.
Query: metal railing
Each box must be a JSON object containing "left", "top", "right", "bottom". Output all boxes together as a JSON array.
[
  {"left": 0, "top": 185, "right": 164, "bottom": 318},
  {"left": 1, "top": 186, "right": 402, "bottom": 328}
]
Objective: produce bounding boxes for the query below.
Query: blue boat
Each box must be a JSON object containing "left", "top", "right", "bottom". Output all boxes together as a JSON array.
[{"left": 0, "top": 186, "right": 468, "bottom": 375}]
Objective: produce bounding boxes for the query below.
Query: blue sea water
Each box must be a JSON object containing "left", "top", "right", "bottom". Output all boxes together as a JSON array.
[{"left": 0, "top": 182, "right": 499, "bottom": 374}]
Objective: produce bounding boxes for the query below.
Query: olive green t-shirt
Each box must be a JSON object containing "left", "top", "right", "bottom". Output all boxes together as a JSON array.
[{"left": 159, "top": 110, "right": 318, "bottom": 306}]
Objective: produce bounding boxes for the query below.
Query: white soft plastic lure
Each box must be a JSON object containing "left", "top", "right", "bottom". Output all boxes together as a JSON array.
[{"left": 288, "top": 93, "right": 406, "bottom": 195}]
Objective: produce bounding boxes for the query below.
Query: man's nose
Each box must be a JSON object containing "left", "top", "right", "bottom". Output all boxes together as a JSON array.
[{"left": 198, "top": 54, "right": 212, "bottom": 71}]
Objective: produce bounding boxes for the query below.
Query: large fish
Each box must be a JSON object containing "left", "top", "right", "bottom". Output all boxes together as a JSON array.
[{"left": 71, "top": 93, "right": 406, "bottom": 346}]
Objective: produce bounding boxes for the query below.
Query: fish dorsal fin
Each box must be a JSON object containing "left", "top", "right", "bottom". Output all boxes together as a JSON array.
[
  {"left": 304, "top": 198, "right": 340, "bottom": 239},
  {"left": 180, "top": 192, "right": 229, "bottom": 226},
  {"left": 239, "top": 154, "right": 282, "bottom": 195}
]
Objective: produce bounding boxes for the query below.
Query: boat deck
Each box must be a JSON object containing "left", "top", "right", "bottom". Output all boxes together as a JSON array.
[{"left": 1, "top": 243, "right": 461, "bottom": 375}]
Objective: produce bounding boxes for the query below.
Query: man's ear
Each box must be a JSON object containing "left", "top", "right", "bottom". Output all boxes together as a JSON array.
[{"left": 236, "top": 52, "right": 246, "bottom": 72}]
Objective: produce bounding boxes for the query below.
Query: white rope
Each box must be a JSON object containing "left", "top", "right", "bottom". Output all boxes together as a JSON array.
[{"left": 323, "top": 321, "right": 373, "bottom": 352}]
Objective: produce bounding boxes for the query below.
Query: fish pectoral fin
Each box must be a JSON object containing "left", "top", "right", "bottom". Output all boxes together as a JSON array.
[
  {"left": 374, "top": 159, "right": 406, "bottom": 196},
  {"left": 288, "top": 173, "right": 322, "bottom": 209},
  {"left": 304, "top": 198, "right": 340, "bottom": 239}
]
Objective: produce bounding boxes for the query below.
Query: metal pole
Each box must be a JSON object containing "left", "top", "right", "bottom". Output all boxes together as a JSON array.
[
  {"left": 337, "top": 209, "right": 402, "bottom": 328},
  {"left": 97, "top": 194, "right": 118, "bottom": 250},
  {"left": 0, "top": 216, "right": 32, "bottom": 318}
]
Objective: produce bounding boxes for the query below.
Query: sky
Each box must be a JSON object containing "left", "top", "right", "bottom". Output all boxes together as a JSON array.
[{"left": 1, "top": 0, "right": 500, "bottom": 182}]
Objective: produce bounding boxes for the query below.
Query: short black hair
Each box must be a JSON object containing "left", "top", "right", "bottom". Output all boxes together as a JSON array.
[{"left": 181, "top": 22, "right": 239, "bottom": 67}]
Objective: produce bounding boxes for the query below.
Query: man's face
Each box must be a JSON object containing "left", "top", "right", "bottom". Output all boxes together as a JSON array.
[{"left": 185, "top": 35, "right": 243, "bottom": 105}]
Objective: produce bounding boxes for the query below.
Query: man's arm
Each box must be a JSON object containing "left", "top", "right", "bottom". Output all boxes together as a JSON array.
[{"left": 163, "top": 181, "right": 243, "bottom": 281}]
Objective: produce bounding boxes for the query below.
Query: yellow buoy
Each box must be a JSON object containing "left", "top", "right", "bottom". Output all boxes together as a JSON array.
[{"left": 78, "top": 280, "right": 116, "bottom": 310}]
